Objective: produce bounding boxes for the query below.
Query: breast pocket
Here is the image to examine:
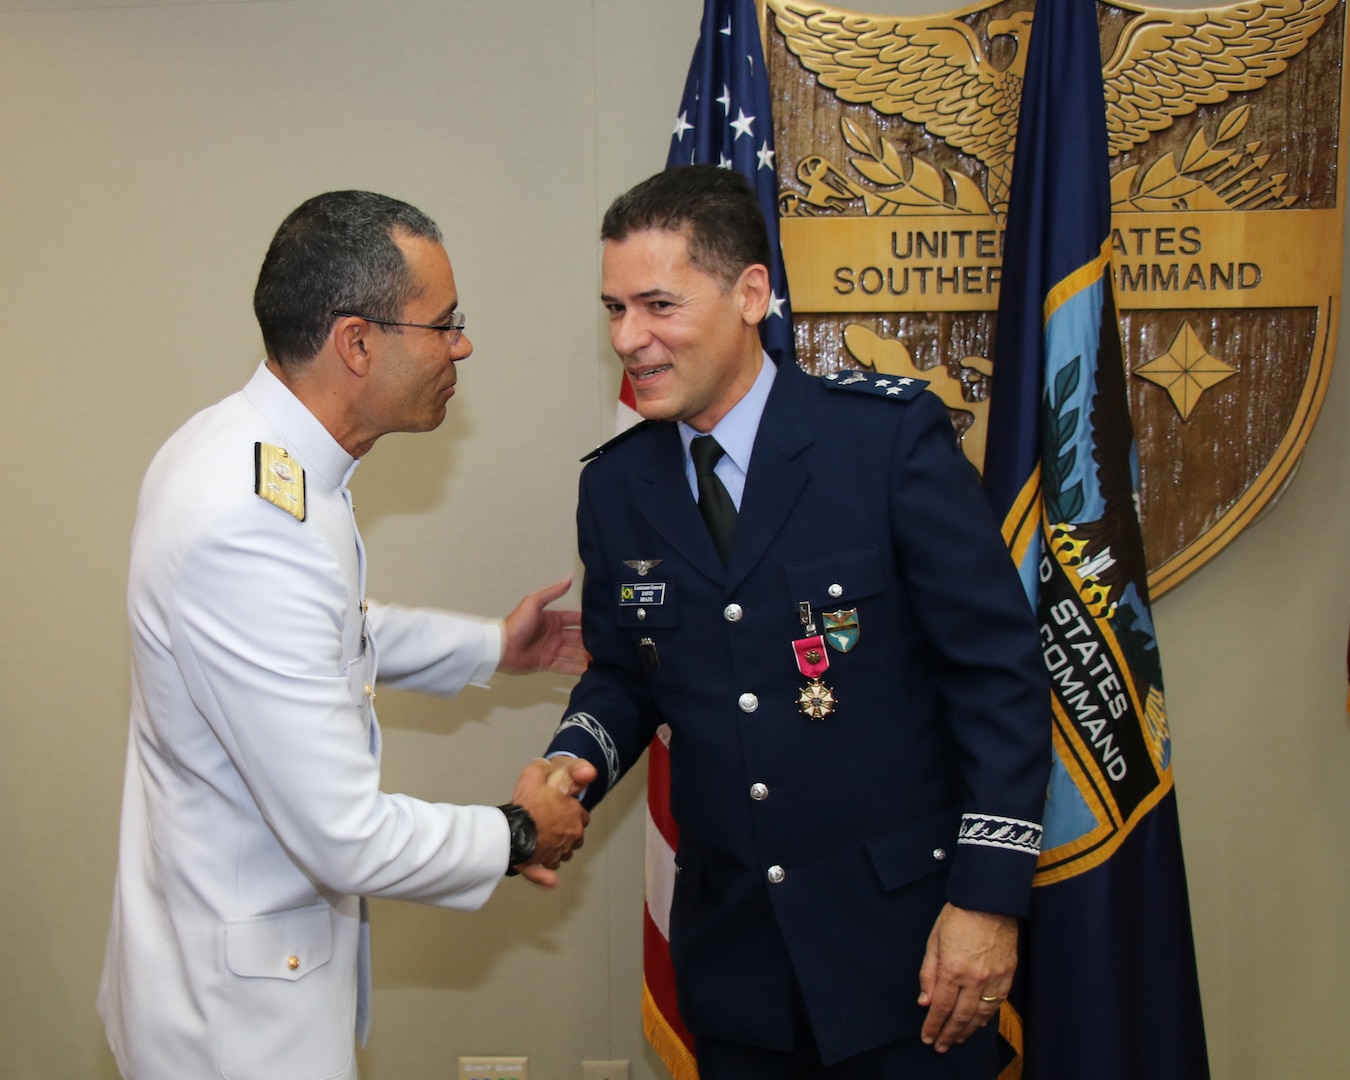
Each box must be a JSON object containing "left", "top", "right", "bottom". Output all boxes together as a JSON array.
[
  {"left": 784, "top": 545, "right": 894, "bottom": 671},
  {"left": 222, "top": 904, "right": 353, "bottom": 1080},
  {"left": 617, "top": 582, "right": 684, "bottom": 690}
]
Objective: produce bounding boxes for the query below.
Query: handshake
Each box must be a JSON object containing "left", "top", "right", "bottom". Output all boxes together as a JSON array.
[{"left": 503, "top": 755, "right": 596, "bottom": 888}]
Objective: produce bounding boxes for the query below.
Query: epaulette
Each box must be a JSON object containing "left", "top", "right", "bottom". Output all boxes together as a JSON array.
[
  {"left": 581, "top": 419, "right": 656, "bottom": 462},
  {"left": 822, "top": 369, "right": 929, "bottom": 401},
  {"left": 254, "top": 442, "right": 306, "bottom": 521}
]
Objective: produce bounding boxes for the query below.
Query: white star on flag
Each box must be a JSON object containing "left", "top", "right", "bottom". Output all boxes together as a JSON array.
[
  {"left": 729, "top": 107, "right": 754, "bottom": 140},
  {"left": 756, "top": 141, "right": 775, "bottom": 170},
  {"left": 717, "top": 85, "right": 731, "bottom": 114},
  {"left": 767, "top": 291, "right": 786, "bottom": 319},
  {"left": 672, "top": 111, "right": 693, "bottom": 141}
]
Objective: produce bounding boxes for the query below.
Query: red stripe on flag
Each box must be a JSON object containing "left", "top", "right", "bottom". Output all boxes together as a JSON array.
[{"left": 643, "top": 733, "right": 697, "bottom": 1076}]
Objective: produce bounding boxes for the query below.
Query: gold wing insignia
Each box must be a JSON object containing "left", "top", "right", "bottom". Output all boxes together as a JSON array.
[
  {"left": 772, "top": 2, "right": 1032, "bottom": 214},
  {"left": 770, "top": 0, "right": 1335, "bottom": 215},
  {"left": 1104, "top": 0, "right": 1338, "bottom": 153}
]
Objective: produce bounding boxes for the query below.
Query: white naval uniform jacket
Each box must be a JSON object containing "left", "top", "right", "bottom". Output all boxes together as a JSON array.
[{"left": 98, "top": 363, "right": 510, "bottom": 1080}]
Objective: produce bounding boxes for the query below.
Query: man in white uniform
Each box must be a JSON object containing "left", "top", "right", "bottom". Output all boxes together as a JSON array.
[{"left": 98, "top": 190, "right": 592, "bottom": 1080}]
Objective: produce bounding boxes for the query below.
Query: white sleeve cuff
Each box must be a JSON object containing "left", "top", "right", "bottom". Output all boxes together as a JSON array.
[{"left": 469, "top": 620, "right": 504, "bottom": 687}]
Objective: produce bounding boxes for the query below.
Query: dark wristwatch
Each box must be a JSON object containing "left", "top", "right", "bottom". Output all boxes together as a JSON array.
[{"left": 498, "top": 803, "right": 537, "bottom": 876}]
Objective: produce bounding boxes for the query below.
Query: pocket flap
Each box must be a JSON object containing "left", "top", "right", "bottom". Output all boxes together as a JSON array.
[
  {"left": 784, "top": 546, "right": 887, "bottom": 607},
  {"left": 226, "top": 903, "right": 333, "bottom": 982},
  {"left": 866, "top": 806, "right": 960, "bottom": 891}
]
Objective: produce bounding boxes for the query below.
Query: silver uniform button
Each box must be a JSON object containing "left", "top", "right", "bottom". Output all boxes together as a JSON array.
[
  {"left": 738, "top": 693, "right": 759, "bottom": 713},
  {"left": 828, "top": 583, "right": 844, "bottom": 598},
  {"left": 724, "top": 603, "right": 743, "bottom": 622},
  {"left": 767, "top": 865, "right": 786, "bottom": 884},
  {"left": 637, "top": 607, "right": 647, "bottom": 620},
  {"left": 932, "top": 848, "right": 947, "bottom": 861},
  {"left": 750, "top": 783, "right": 769, "bottom": 801}
]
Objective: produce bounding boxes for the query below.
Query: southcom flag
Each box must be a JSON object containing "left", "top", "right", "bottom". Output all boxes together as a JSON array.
[{"left": 981, "top": 0, "right": 1210, "bottom": 1076}]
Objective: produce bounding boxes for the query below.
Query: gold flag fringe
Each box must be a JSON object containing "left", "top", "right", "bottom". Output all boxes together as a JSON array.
[
  {"left": 998, "top": 1000, "right": 1025, "bottom": 1080},
  {"left": 642, "top": 978, "right": 700, "bottom": 1080}
]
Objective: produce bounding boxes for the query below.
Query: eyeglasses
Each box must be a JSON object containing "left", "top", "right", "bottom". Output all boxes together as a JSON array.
[{"left": 331, "top": 309, "right": 466, "bottom": 346}]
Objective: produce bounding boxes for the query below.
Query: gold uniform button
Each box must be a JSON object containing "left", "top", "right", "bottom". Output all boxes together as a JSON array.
[
  {"left": 287, "top": 955, "right": 301, "bottom": 971},
  {"left": 364, "top": 683, "right": 377, "bottom": 701}
]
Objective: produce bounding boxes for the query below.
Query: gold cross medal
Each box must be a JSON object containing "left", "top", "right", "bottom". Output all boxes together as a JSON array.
[{"left": 793, "top": 604, "right": 836, "bottom": 719}]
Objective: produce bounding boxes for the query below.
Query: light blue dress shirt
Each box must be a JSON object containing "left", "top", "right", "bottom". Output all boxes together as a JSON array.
[{"left": 678, "top": 353, "right": 777, "bottom": 510}]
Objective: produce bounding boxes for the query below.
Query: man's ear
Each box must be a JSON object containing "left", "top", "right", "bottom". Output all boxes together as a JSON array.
[
  {"left": 331, "top": 316, "right": 374, "bottom": 377},
  {"left": 736, "top": 263, "right": 772, "bottom": 326}
]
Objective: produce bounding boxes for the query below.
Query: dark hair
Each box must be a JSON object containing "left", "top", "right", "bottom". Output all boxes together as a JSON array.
[
  {"left": 252, "top": 190, "right": 442, "bottom": 368},
  {"left": 600, "top": 165, "right": 770, "bottom": 289}
]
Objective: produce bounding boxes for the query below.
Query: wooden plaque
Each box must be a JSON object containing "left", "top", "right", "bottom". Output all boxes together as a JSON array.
[{"left": 765, "top": 0, "right": 1347, "bottom": 595}]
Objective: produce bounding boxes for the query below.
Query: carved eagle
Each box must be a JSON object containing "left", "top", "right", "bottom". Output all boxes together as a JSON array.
[{"left": 771, "top": 0, "right": 1337, "bottom": 213}]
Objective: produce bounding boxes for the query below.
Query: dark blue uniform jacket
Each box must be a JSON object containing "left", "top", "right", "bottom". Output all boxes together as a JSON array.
[{"left": 548, "top": 360, "right": 1051, "bottom": 1064}]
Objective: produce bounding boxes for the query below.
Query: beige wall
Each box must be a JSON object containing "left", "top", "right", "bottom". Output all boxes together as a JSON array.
[{"left": 0, "top": 1, "right": 1345, "bottom": 1077}]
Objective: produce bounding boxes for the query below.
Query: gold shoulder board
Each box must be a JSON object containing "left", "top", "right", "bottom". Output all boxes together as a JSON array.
[{"left": 254, "top": 442, "right": 306, "bottom": 521}]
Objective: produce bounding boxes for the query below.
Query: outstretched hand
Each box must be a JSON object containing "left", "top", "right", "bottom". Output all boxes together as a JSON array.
[
  {"left": 499, "top": 577, "right": 586, "bottom": 677},
  {"left": 508, "top": 757, "right": 596, "bottom": 888}
]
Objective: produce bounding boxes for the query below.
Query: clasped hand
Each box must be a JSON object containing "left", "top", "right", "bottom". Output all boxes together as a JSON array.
[{"left": 507, "top": 757, "right": 595, "bottom": 888}]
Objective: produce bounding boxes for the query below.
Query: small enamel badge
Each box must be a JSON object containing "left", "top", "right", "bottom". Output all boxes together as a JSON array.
[
  {"left": 254, "top": 443, "right": 306, "bottom": 521},
  {"left": 823, "top": 608, "right": 859, "bottom": 653}
]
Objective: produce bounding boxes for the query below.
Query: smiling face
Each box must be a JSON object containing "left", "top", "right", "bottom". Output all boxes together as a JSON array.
[
  {"left": 366, "top": 233, "right": 473, "bottom": 437},
  {"left": 601, "top": 227, "right": 769, "bottom": 433}
]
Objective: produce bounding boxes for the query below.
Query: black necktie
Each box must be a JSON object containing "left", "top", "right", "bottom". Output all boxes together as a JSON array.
[{"left": 690, "top": 436, "right": 737, "bottom": 563}]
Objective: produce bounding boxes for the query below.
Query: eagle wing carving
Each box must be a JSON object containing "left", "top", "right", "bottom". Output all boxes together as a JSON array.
[
  {"left": 771, "top": 1, "right": 1029, "bottom": 200},
  {"left": 1103, "top": 0, "right": 1338, "bottom": 152},
  {"left": 771, "top": 0, "right": 1335, "bottom": 210}
]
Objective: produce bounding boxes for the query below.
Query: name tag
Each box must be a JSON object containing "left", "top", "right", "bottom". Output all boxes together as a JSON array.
[{"left": 620, "top": 582, "right": 667, "bottom": 606}]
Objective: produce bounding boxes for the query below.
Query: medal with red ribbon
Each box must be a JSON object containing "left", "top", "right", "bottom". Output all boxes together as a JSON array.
[{"left": 793, "top": 602, "right": 837, "bottom": 719}]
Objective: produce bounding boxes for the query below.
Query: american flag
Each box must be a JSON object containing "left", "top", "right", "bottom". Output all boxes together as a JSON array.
[{"left": 635, "top": 2, "right": 796, "bottom": 1076}]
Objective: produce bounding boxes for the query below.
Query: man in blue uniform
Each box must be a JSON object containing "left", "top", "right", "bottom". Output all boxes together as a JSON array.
[{"left": 546, "top": 166, "right": 1051, "bottom": 1078}]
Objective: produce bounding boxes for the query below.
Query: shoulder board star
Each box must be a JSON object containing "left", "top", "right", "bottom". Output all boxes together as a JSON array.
[
  {"left": 823, "top": 370, "right": 928, "bottom": 402},
  {"left": 581, "top": 420, "right": 657, "bottom": 462}
]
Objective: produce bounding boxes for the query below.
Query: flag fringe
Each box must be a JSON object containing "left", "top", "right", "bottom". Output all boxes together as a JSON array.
[
  {"left": 997, "top": 1001, "right": 1025, "bottom": 1080},
  {"left": 642, "top": 978, "right": 700, "bottom": 1080}
]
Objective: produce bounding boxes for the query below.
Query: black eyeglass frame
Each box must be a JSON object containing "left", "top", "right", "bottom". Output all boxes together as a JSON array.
[{"left": 331, "top": 309, "right": 466, "bottom": 344}]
